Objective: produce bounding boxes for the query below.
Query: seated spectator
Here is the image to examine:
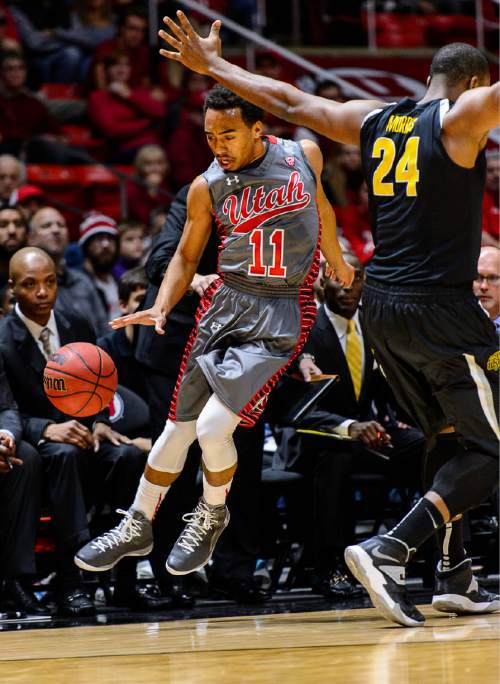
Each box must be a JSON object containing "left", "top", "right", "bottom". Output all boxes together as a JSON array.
[
  {"left": 127, "top": 145, "right": 172, "bottom": 225},
  {"left": 90, "top": 5, "right": 151, "bottom": 90},
  {"left": 0, "top": 283, "right": 14, "bottom": 316},
  {"left": 339, "top": 183, "right": 374, "bottom": 264},
  {"left": 29, "top": 207, "right": 110, "bottom": 335},
  {"left": 112, "top": 220, "right": 146, "bottom": 279},
  {"left": 0, "top": 155, "right": 25, "bottom": 206},
  {"left": 275, "top": 254, "right": 425, "bottom": 598},
  {"left": 165, "top": 71, "right": 213, "bottom": 189},
  {"left": 88, "top": 52, "right": 167, "bottom": 163},
  {"left": 0, "top": 2, "right": 21, "bottom": 54},
  {"left": 473, "top": 245, "right": 500, "bottom": 333},
  {"left": 0, "top": 247, "right": 158, "bottom": 613},
  {"left": 0, "top": 205, "right": 28, "bottom": 287},
  {"left": 482, "top": 151, "right": 499, "bottom": 247},
  {"left": 0, "top": 355, "right": 46, "bottom": 616},
  {"left": 79, "top": 212, "right": 121, "bottom": 320},
  {"left": 0, "top": 52, "right": 83, "bottom": 163},
  {"left": 12, "top": 184, "right": 46, "bottom": 220},
  {"left": 324, "top": 143, "right": 364, "bottom": 210},
  {"left": 52, "top": 0, "right": 117, "bottom": 83},
  {"left": 98, "top": 266, "right": 148, "bottom": 400},
  {"left": 10, "top": 1, "right": 81, "bottom": 84}
]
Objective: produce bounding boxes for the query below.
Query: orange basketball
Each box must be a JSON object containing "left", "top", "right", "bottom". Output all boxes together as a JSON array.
[{"left": 43, "top": 343, "right": 118, "bottom": 417}]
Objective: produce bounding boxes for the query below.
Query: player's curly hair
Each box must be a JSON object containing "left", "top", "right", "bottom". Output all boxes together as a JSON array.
[
  {"left": 204, "top": 85, "right": 263, "bottom": 126},
  {"left": 430, "top": 43, "right": 489, "bottom": 87}
]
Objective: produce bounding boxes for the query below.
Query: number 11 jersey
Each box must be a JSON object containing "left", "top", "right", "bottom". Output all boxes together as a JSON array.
[{"left": 360, "top": 98, "right": 486, "bottom": 287}]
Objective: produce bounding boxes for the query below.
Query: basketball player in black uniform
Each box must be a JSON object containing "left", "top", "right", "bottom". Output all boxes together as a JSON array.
[{"left": 159, "top": 15, "right": 500, "bottom": 626}]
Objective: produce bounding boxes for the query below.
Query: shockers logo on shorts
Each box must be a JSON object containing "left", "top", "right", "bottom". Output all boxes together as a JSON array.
[
  {"left": 221, "top": 171, "right": 311, "bottom": 234},
  {"left": 487, "top": 350, "right": 500, "bottom": 372}
]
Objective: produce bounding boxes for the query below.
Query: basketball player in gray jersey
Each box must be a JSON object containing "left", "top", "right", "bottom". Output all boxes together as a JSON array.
[{"left": 75, "top": 86, "right": 354, "bottom": 577}]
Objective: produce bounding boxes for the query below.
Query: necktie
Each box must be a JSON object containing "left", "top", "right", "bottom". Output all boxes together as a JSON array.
[
  {"left": 39, "top": 327, "right": 52, "bottom": 359},
  {"left": 346, "top": 318, "right": 362, "bottom": 400}
]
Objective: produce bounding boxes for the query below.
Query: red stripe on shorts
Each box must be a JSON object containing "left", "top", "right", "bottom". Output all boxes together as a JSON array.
[{"left": 236, "top": 205, "right": 323, "bottom": 427}]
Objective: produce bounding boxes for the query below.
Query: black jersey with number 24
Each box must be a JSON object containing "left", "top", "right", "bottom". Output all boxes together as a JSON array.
[{"left": 360, "top": 98, "right": 486, "bottom": 287}]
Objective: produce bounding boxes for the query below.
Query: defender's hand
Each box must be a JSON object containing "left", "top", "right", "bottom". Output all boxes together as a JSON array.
[
  {"left": 159, "top": 11, "right": 222, "bottom": 75},
  {"left": 326, "top": 261, "right": 355, "bottom": 288},
  {"left": 110, "top": 307, "right": 166, "bottom": 335}
]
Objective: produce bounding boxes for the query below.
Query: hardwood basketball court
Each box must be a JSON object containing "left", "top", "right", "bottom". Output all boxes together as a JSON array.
[{"left": 0, "top": 605, "right": 498, "bottom": 683}]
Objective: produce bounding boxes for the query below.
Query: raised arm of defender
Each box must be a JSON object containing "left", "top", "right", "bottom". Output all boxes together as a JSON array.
[
  {"left": 110, "top": 177, "right": 213, "bottom": 334},
  {"left": 159, "top": 12, "right": 382, "bottom": 146}
]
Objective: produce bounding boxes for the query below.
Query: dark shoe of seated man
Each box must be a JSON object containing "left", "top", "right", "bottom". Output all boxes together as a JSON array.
[
  {"left": 111, "top": 584, "right": 174, "bottom": 612},
  {"left": 0, "top": 579, "right": 50, "bottom": 615},
  {"left": 209, "top": 575, "right": 272, "bottom": 604},
  {"left": 57, "top": 585, "right": 96, "bottom": 618},
  {"left": 311, "top": 563, "right": 363, "bottom": 600}
]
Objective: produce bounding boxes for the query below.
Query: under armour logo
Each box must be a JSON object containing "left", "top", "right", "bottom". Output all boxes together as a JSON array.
[
  {"left": 225, "top": 175, "right": 239, "bottom": 186},
  {"left": 210, "top": 321, "right": 222, "bottom": 333},
  {"left": 285, "top": 156, "right": 295, "bottom": 167}
]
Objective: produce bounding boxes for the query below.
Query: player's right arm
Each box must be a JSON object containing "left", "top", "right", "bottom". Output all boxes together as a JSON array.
[
  {"left": 442, "top": 82, "right": 500, "bottom": 167},
  {"left": 159, "top": 12, "right": 383, "bottom": 146},
  {"left": 110, "top": 177, "right": 213, "bottom": 334}
]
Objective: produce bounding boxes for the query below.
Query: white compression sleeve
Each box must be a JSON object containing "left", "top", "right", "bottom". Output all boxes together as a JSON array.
[
  {"left": 196, "top": 394, "right": 241, "bottom": 472},
  {"left": 147, "top": 419, "right": 198, "bottom": 473}
]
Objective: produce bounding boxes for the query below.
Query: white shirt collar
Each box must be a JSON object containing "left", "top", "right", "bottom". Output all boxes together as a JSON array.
[
  {"left": 15, "top": 303, "right": 58, "bottom": 343},
  {"left": 323, "top": 304, "right": 361, "bottom": 340}
]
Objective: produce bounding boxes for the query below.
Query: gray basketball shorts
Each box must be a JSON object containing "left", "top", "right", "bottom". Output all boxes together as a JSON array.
[{"left": 169, "top": 278, "right": 317, "bottom": 427}]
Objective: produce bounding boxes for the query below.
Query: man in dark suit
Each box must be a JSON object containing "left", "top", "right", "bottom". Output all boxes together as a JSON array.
[
  {"left": 280, "top": 253, "right": 425, "bottom": 597},
  {"left": 135, "top": 185, "right": 269, "bottom": 604},
  {"left": 0, "top": 352, "right": 48, "bottom": 616},
  {"left": 0, "top": 247, "right": 148, "bottom": 615}
]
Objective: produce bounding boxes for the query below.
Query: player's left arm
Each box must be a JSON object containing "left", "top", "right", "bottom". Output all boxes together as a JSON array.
[{"left": 300, "top": 139, "right": 355, "bottom": 288}]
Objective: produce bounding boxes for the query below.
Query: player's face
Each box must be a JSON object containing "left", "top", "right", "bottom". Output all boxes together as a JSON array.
[
  {"left": 30, "top": 208, "right": 69, "bottom": 258},
  {"left": 204, "top": 108, "right": 263, "bottom": 172},
  {"left": 11, "top": 258, "right": 57, "bottom": 325},
  {"left": 474, "top": 250, "right": 500, "bottom": 319},
  {"left": 322, "top": 256, "right": 364, "bottom": 319}
]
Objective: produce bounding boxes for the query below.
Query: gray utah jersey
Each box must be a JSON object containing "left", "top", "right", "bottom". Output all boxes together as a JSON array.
[{"left": 203, "top": 136, "right": 319, "bottom": 289}]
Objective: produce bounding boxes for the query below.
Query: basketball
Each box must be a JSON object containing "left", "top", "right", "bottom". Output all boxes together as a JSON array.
[{"left": 43, "top": 342, "right": 118, "bottom": 417}]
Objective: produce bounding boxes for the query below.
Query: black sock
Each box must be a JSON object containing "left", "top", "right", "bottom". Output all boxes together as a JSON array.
[
  {"left": 386, "top": 496, "right": 445, "bottom": 551},
  {"left": 437, "top": 516, "right": 467, "bottom": 572}
]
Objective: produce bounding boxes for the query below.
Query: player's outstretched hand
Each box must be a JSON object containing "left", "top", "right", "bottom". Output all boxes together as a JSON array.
[
  {"left": 326, "top": 261, "right": 355, "bottom": 288},
  {"left": 159, "top": 10, "right": 221, "bottom": 75},
  {"left": 110, "top": 307, "right": 166, "bottom": 335}
]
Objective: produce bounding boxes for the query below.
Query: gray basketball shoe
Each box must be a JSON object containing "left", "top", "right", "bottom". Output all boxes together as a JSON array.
[
  {"left": 74, "top": 509, "right": 153, "bottom": 572},
  {"left": 432, "top": 558, "right": 500, "bottom": 614},
  {"left": 166, "top": 498, "right": 230, "bottom": 575}
]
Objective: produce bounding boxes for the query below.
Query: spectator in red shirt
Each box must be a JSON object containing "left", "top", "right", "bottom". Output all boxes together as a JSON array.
[
  {"left": 126, "top": 144, "right": 172, "bottom": 225},
  {"left": 165, "top": 71, "right": 214, "bottom": 189},
  {"left": 482, "top": 151, "right": 499, "bottom": 247},
  {"left": 88, "top": 52, "right": 167, "bottom": 163},
  {"left": 340, "top": 182, "right": 374, "bottom": 265},
  {"left": 90, "top": 5, "right": 151, "bottom": 91},
  {"left": 0, "top": 52, "right": 62, "bottom": 157}
]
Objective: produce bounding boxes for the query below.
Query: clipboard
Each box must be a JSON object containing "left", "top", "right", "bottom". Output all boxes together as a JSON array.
[
  {"left": 296, "top": 427, "right": 390, "bottom": 461},
  {"left": 281, "top": 376, "right": 339, "bottom": 425}
]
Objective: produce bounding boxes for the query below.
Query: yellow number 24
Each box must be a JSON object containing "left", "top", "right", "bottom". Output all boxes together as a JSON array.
[{"left": 372, "top": 136, "right": 420, "bottom": 197}]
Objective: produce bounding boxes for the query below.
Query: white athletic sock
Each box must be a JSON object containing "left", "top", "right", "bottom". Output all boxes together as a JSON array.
[
  {"left": 202, "top": 473, "right": 232, "bottom": 507},
  {"left": 132, "top": 475, "right": 170, "bottom": 521}
]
